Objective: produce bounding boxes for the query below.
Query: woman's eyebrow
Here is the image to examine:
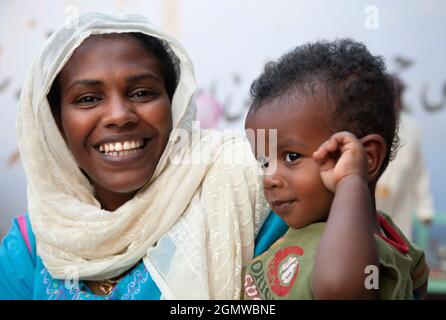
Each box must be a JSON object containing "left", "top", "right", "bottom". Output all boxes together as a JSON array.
[
  {"left": 65, "top": 73, "right": 162, "bottom": 92},
  {"left": 66, "top": 79, "right": 102, "bottom": 92},
  {"left": 126, "top": 73, "right": 162, "bottom": 83}
]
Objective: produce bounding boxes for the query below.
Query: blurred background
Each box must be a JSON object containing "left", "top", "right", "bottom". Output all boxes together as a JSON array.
[{"left": 1, "top": 0, "right": 445, "bottom": 297}]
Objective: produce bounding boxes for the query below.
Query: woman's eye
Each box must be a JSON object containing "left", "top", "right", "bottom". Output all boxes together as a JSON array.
[
  {"left": 285, "top": 152, "right": 301, "bottom": 163},
  {"left": 131, "top": 89, "right": 157, "bottom": 99},
  {"left": 258, "top": 156, "right": 269, "bottom": 168},
  {"left": 75, "top": 95, "right": 100, "bottom": 105}
]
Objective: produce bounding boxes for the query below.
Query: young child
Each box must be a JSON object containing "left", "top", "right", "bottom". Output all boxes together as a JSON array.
[{"left": 244, "top": 39, "right": 429, "bottom": 300}]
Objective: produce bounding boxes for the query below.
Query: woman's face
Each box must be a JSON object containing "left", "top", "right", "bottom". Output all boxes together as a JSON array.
[{"left": 56, "top": 35, "right": 173, "bottom": 210}]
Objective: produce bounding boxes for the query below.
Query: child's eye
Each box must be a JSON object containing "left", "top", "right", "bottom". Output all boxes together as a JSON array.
[
  {"left": 258, "top": 156, "right": 269, "bottom": 168},
  {"left": 285, "top": 152, "right": 301, "bottom": 163}
]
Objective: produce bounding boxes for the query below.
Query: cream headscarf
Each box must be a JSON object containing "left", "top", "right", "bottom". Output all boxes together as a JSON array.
[{"left": 16, "top": 12, "right": 268, "bottom": 299}]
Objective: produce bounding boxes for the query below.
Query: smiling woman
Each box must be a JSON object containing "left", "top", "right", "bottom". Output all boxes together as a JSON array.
[
  {"left": 49, "top": 34, "right": 174, "bottom": 211},
  {"left": 0, "top": 12, "right": 273, "bottom": 300}
]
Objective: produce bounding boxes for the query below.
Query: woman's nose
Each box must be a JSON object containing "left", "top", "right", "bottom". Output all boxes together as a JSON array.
[{"left": 102, "top": 95, "right": 138, "bottom": 128}]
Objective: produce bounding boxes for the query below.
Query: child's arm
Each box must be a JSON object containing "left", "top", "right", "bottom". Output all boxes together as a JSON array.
[{"left": 312, "top": 131, "right": 379, "bottom": 299}]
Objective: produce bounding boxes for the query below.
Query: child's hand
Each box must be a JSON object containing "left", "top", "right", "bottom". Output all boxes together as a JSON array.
[{"left": 312, "top": 131, "right": 368, "bottom": 192}]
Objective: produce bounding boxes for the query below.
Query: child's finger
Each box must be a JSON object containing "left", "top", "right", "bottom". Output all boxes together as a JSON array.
[
  {"left": 315, "top": 135, "right": 339, "bottom": 156},
  {"left": 314, "top": 131, "right": 358, "bottom": 162},
  {"left": 313, "top": 141, "right": 330, "bottom": 162},
  {"left": 325, "top": 136, "right": 340, "bottom": 153},
  {"left": 313, "top": 151, "right": 327, "bottom": 164},
  {"left": 313, "top": 138, "right": 338, "bottom": 162},
  {"left": 328, "top": 131, "right": 358, "bottom": 153}
]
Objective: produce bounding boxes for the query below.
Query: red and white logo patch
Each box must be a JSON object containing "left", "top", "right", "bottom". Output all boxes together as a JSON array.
[{"left": 267, "top": 245, "right": 304, "bottom": 296}]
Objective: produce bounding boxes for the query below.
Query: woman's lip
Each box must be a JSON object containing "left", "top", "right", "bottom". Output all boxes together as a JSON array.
[
  {"left": 93, "top": 135, "right": 151, "bottom": 148},
  {"left": 94, "top": 138, "right": 151, "bottom": 164},
  {"left": 271, "top": 200, "right": 296, "bottom": 214}
]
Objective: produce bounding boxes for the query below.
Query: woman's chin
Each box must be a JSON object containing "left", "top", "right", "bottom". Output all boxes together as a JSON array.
[
  {"left": 93, "top": 176, "right": 151, "bottom": 199},
  {"left": 106, "top": 181, "right": 147, "bottom": 195}
]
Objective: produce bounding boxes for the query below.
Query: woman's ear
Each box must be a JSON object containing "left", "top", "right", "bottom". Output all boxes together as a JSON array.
[{"left": 359, "top": 134, "right": 387, "bottom": 182}]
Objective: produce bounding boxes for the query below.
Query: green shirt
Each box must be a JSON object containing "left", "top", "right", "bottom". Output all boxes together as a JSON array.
[{"left": 244, "top": 213, "right": 429, "bottom": 300}]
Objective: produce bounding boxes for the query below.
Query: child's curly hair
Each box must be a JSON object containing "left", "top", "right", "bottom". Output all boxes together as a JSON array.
[{"left": 249, "top": 38, "right": 399, "bottom": 174}]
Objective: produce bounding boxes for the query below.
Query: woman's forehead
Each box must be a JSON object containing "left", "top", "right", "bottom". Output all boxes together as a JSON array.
[
  {"left": 57, "top": 34, "right": 163, "bottom": 86},
  {"left": 67, "top": 33, "right": 157, "bottom": 66}
]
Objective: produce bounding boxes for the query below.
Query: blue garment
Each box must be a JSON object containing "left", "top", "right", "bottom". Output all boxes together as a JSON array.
[
  {"left": 254, "top": 210, "right": 288, "bottom": 257},
  {"left": 0, "top": 211, "right": 286, "bottom": 300},
  {"left": 0, "top": 216, "right": 161, "bottom": 300},
  {"left": 0, "top": 216, "right": 36, "bottom": 299}
]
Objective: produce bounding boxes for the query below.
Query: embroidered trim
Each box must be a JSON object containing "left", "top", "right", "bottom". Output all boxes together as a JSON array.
[
  {"left": 39, "top": 263, "right": 150, "bottom": 300},
  {"left": 121, "top": 269, "right": 149, "bottom": 300}
]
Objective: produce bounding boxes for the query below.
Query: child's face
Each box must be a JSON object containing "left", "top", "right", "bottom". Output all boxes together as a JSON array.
[
  {"left": 245, "top": 93, "right": 335, "bottom": 229},
  {"left": 56, "top": 35, "right": 172, "bottom": 209}
]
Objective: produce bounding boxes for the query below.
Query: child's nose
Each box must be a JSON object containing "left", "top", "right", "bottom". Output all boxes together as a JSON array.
[
  {"left": 263, "top": 166, "right": 284, "bottom": 189},
  {"left": 102, "top": 95, "right": 138, "bottom": 129}
]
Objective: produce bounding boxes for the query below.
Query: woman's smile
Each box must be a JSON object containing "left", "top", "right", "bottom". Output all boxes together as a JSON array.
[
  {"left": 92, "top": 134, "right": 152, "bottom": 165},
  {"left": 53, "top": 34, "right": 173, "bottom": 210}
]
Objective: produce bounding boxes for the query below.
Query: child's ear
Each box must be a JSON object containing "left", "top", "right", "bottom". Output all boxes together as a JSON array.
[{"left": 359, "top": 134, "right": 387, "bottom": 182}]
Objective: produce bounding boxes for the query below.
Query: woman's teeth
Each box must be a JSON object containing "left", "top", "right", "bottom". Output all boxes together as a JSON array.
[{"left": 98, "top": 140, "right": 144, "bottom": 156}]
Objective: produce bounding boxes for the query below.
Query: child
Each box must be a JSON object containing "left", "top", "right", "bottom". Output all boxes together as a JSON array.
[{"left": 244, "top": 39, "right": 429, "bottom": 300}]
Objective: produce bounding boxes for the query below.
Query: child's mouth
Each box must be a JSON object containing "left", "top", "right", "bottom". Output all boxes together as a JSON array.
[{"left": 271, "top": 200, "right": 296, "bottom": 214}]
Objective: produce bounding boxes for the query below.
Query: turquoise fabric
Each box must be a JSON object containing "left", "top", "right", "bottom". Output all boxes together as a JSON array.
[
  {"left": 0, "top": 217, "right": 35, "bottom": 299},
  {"left": 0, "top": 215, "right": 161, "bottom": 300},
  {"left": 254, "top": 210, "right": 288, "bottom": 257},
  {"left": 33, "top": 257, "right": 161, "bottom": 300},
  {"left": 0, "top": 211, "right": 286, "bottom": 300}
]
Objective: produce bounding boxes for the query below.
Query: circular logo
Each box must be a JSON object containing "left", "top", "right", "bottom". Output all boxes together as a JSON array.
[{"left": 268, "top": 245, "right": 304, "bottom": 296}]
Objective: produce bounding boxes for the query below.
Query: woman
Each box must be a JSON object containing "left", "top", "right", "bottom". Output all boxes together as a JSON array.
[{"left": 0, "top": 12, "right": 283, "bottom": 300}]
